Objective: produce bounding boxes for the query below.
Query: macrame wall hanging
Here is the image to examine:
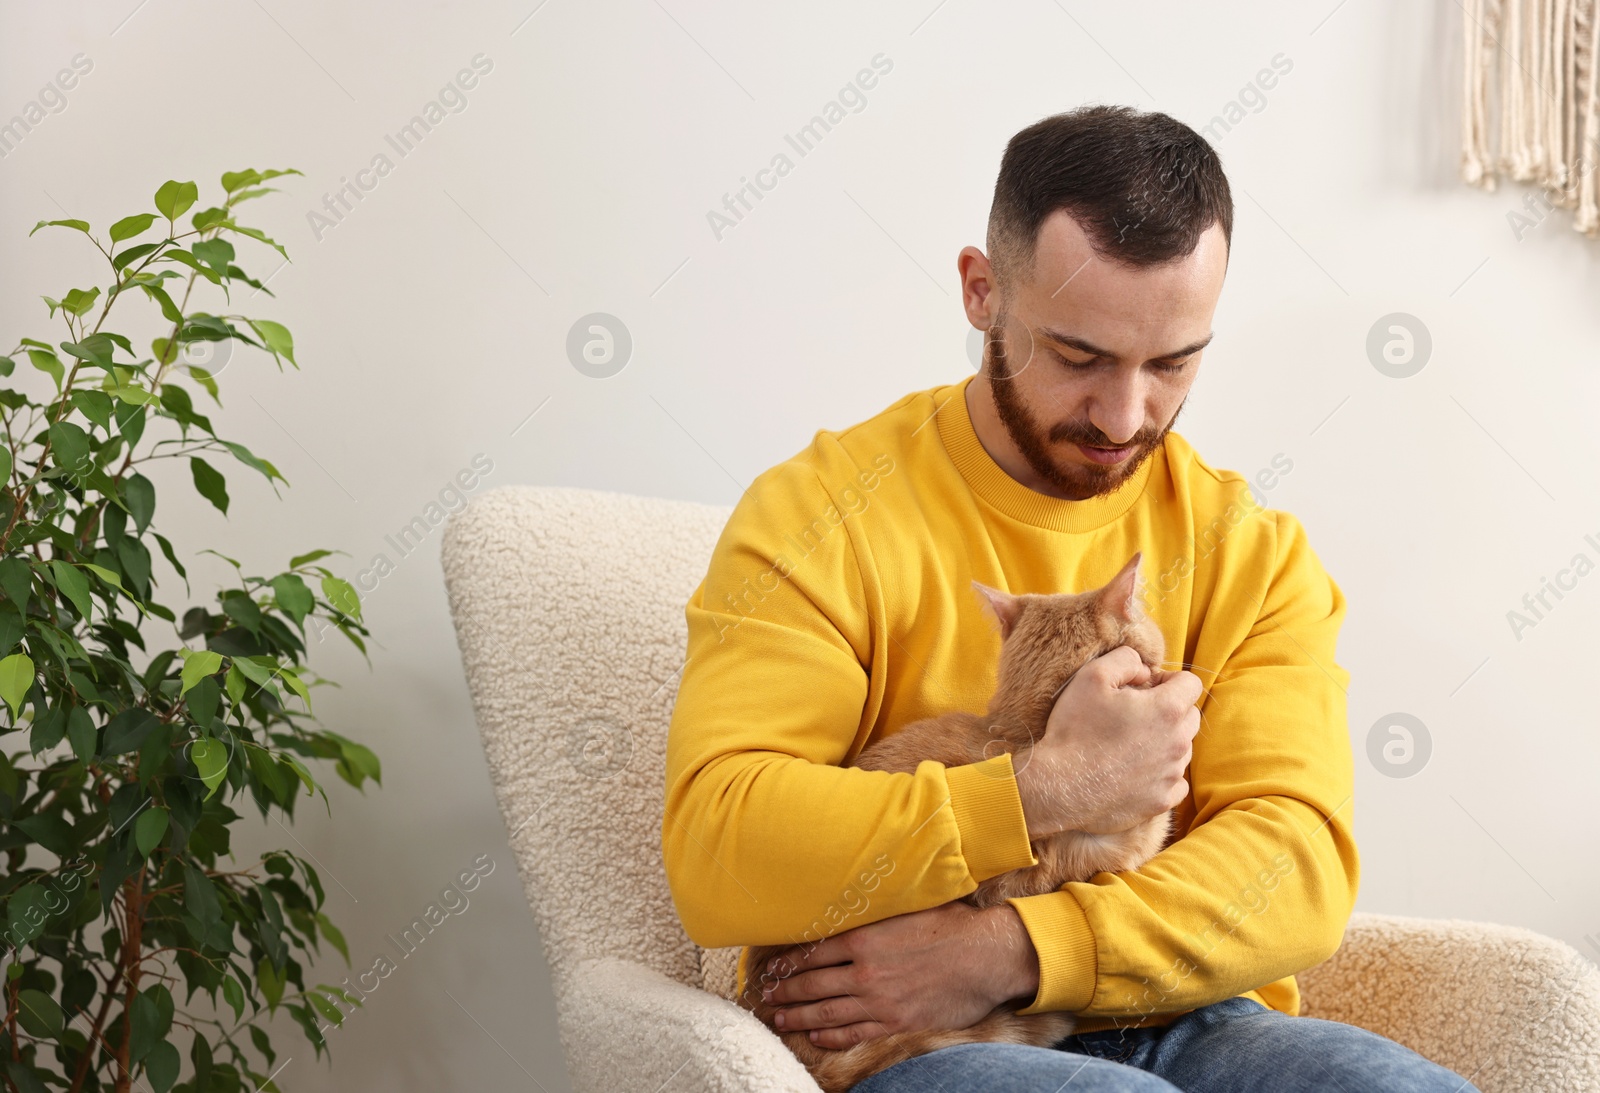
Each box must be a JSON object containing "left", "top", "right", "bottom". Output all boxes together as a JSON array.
[{"left": 1461, "top": 0, "right": 1600, "bottom": 235}]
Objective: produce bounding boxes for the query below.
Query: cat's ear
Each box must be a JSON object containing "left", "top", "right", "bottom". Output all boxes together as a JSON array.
[
  {"left": 1098, "top": 552, "right": 1146, "bottom": 624},
  {"left": 971, "top": 580, "right": 1024, "bottom": 639}
]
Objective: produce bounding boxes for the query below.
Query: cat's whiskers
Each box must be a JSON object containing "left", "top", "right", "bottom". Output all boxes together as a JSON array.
[{"left": 1157, "top": 659, "right": 1223, "bottom": 741}]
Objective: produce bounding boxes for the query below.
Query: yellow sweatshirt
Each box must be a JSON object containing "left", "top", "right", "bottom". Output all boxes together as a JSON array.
[{"left": 661, "top": 373, "right": 1359, "bottom": 1033}]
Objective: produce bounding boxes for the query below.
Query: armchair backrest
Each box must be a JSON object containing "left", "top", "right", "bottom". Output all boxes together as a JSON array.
[{"left": 441, "top": 485, "right": 731, "bottom": 998}]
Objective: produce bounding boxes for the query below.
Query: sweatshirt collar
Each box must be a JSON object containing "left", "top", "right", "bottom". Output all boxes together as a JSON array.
[{"left": 935, "top": 373, "right": 1155, "bottom": 533}]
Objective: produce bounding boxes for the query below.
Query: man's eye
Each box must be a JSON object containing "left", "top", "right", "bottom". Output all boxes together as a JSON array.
[
  {"left": 1051, "top": 350, "right": 1192, "bottom": 372},
  {"left": 1052, "top": 350, "right": 1096, "bottom": 369}
]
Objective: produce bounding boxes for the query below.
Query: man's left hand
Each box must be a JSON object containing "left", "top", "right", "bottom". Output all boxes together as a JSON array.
[{"left": 759, "top": 899, "right": 1040, "bottom": 1050}]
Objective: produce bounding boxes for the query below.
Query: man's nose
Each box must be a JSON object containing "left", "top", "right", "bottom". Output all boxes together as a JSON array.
[{"left": 1088, "top": 382, "right": 1145, "bottom": 445}]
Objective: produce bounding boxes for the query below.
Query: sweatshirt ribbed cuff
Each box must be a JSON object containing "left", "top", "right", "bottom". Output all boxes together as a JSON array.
[
  {"left": 1007, "top": 888, "right": 1098, "bottom": 1015},
  {"left": 945, "top": 752, "right": 1037, "bottom": 884}
]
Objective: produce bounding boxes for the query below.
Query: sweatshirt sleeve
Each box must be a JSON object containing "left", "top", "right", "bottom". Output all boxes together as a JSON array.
[
  {"left": 662, "top": 458, "right": 1038, "bottom": 949},
  {"left": 1006, "top": 510, "right": 1361, "bottom": 1018}
]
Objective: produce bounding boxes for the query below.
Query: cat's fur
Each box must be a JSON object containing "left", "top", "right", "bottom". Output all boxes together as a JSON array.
[{"left": 737, "top": 553, "right": 1174, "bottom": 1093}]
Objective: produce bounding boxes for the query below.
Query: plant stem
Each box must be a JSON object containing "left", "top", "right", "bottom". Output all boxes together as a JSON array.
[
  {"left": 66, "top": 965, "right": 123, "bottom": 1093},
  {"left": 113, "top": 865, "right": 145, "bottom": 1093}
]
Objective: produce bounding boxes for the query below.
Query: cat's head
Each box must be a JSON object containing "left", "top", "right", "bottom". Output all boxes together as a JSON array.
[{"left": 971, "top": 553, "right": 1165, "bottom": 717}]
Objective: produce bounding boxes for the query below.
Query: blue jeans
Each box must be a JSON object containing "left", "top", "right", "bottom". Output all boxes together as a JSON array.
[{"left": 849, "top": 996, "right": 1481, "bottom": 1092}]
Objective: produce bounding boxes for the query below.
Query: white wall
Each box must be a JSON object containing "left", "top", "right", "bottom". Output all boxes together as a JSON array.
[{"left": 3, "top": 1, "right": 1596, "bottom": 1088}]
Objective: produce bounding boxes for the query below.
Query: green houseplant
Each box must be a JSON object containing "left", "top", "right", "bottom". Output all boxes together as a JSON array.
[{"left": 0, "top": 170, "right": 379, "bottom": 1092}]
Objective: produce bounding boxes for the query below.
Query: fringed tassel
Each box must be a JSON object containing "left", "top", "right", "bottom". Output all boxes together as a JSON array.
[{"left": 1465, "top": 0, "right": 1600, "bottom": 235}]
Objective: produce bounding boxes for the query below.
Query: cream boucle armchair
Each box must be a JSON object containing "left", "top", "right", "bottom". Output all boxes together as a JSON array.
[{"left": 440, "top": 484, "right": 1600, "bottom": 1093}]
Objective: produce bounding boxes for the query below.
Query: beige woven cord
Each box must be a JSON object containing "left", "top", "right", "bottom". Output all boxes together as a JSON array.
[{"left": 1464, "top": 0, "right": 1600, "bottom": 235}]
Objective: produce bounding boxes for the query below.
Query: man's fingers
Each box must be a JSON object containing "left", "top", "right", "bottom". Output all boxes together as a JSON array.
[
  {"left": 764, "top": 937, "right": 838, "bottom": 981},
  {"left": 762, "top": 964, "right": 853, "bottom": 1007},
  {"left": 807, "top": 1021, "right": 892, "bottom": 1050},
  {"left": 1182, "top": 706, "right": 1201, "bottom": 740},
  {"left": 1094, "top": 644, "right": 1151, "bottom": 687},
  {"left": 1161, "top": 668, "right": 1204, "bottom": 705},
  {"left": 772, "top": 992, "right": 873, "bottom": 1033}
]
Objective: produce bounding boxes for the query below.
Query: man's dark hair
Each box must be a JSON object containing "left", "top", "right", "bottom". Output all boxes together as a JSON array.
[{"left": 987, "top": 104, "right": 1232, "bottom": 286}]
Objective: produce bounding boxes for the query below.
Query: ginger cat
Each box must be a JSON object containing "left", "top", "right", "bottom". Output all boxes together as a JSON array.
[{"left": 737, "top": 552, "right": 1174, "bottom": 1093}]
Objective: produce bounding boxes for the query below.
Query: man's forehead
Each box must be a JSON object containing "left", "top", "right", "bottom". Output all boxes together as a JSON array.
[{"left": 1019, "top": 212, "right": 1227, "bottom": 326}]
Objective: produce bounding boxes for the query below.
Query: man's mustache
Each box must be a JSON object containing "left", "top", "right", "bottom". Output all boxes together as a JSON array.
[{"left": 1047, "top": 422, "right": 1161, "bottom": 448}]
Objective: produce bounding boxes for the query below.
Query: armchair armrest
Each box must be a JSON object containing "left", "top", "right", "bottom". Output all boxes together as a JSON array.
[
  {"left": 1296, "top": 912, "right": 1600, "bottom": 1093},
  {"left": 561, "top": 957, "right": 824, "bottom": 1093}
]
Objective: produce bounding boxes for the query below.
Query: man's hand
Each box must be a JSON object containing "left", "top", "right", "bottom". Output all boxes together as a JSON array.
[
  {"left": 1014, "top": 645, "right": 1201, "bottom": 838},
  {"left": 759, "top": 900, "right": 1039, "bottom": 1049}
]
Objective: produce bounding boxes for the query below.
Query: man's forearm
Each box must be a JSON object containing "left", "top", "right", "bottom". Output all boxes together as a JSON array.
[{"left": 988, "top": 901, "right": 1042, "bottom": 1008}]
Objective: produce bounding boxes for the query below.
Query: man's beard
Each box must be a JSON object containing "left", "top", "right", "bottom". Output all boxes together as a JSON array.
[{"left": 984, "top": 310, "right": 1181, "bottom": 501}]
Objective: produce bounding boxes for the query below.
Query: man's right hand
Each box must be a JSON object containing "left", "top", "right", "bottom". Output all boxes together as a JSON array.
[{"left": 1012, "top": 645, "right": 1201, "bottom": 838}]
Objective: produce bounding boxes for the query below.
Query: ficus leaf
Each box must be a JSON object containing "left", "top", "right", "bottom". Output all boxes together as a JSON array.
[
  {"left": 281, "top": 753, "right": 317, "bottom": 797},
  {"left": 113, "top": 241, "right": 163, "bottom": 272},
  {"left": 179, "top": 648, "right": 224, "bottom": 694},
  {"left": 306, "top": 990, "right": 343, "bottom": 1025},
  {"left": 108, "top": 384, "right": 154, "bottom": 405},
  {"left": 72, "top": 389, "right": 114, "bottom": 430},
  {"left": 0, "top": 652, "right": 33, "bottom": 716},
  {"left": 7, "top": 886, "right": 50, "bottom": 945},
  {"left": 190, "top": 737, "right": 229, "bottom": 799},
  {"left": 14, "top": 814, "right": 74, "bottom": 856},
  {"left": 191, "top": 206, "right": 228, "bottom": 232},
  {"left": 186, "top": 674, "right": 220, "bottom": 727},
  {"left": 190, "top": 456, "right": 229, "bottom": 514},
  {"left": 50, "top": 559, "right": 93, "bottom": 621},
  {"left": 65, "top": 705, "right": 96, "bottom": 761},
  {"left": 220, "top": 975, "right": 244, "bottom": 1021},
  {"left": 27, "top": 348, "right": 63, "bottom": 390},
  {"left": 102, "top": 709, "right": 159, "bottom": 754},
  {"left": 29, "top": 218, "right": 90, "bottom": 236},
  {"left": 257, "top": 956, "right": 285, "bottom": 1011},
  {"left": 129, "top": 989, "right": 162, "bottom": 1061},
  {"left": 82, "top": 562, "right": 147, "bottom": 618},
  {"left": 110, "top": 213, "right": 158, "bottom": 243},
  {"left": 123, "top": 472, "right": 156, "bottom": 533},
  {"left": 59, "top": 339, "right": 111, "bottom": 368},
  {"left": 216, "top": 975, "right": 244, "bottom": 1024},
  {"left": 280, "top": 667, "right": 312, "bottom": 713},
  {"left": 154, "top": 179, "right": 199, "bottom": 221},
  {"left": 221, "top": 440, "right": 283, "bottom": 483},
  {"left": 221, "top": 169, "right": 262, "bottom": 193},
  {"left": 191, "top": 238, "right": 236, "bottom": 273},
  {"left": 320, "top": 576, "right": 361, "bottom": 621},
  {"left": 15, "top": 989, "right": 64, "bottom": 1040},
  {"left": 182, "top": 863, "right": 222, "bottom": 935},
  {"left": 347, "top": 740, "right": 381, "bottom": 784},
  {"left": 316, "top": 912, "right": 350, "bottom": 964},
  {"left": 270, "top": 573, "right": 313, "bottom": 623},
  {"left": 247, "top": 319, "right": 296, "bottom": 365},
  {"left": 137, "top": 280, "right": 185, "bottom": 324},
  {"left": 220, "top": 220, "right": 289, "bottom": 260},
  {"left": 135, "top": 807, "right": 169, "bottom": 857},
  {"left": 61, "top": 286, "right": 101, "bottom": 318},
  {"left": 47, "top": 423, "right": 91, "bottom": 487},
  {"left": 145, "top": 1040, "right": 181, "bottom": 1093}
]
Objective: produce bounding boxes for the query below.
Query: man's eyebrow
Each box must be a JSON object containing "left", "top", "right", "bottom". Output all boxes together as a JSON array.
[{"left": 1034, "top": 327, "right": 1214, "bottom": 363}]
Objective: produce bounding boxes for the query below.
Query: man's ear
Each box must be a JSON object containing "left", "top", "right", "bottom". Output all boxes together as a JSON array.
[{"left": 972, "top": 580, "right": 1023, "bottom": 639}]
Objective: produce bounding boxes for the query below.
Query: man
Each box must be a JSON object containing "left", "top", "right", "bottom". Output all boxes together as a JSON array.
[{"left": 662, "top": 105, "right": 1477, "bottom": 1091}]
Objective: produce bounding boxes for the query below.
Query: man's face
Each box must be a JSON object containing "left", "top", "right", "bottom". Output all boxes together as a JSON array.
[{"left": 971, "top": 210, "right": 1228, "bottom": 501}]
